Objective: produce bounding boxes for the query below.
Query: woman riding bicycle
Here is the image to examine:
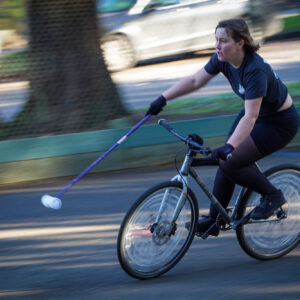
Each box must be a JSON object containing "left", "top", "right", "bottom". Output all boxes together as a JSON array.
[{"left": 146, "top": 18, "right": 299, "bottom": 237}]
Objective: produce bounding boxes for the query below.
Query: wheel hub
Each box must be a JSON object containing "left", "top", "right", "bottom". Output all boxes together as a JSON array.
[{"left": 150, "top": 221, "right": 177, "bottom": 245}]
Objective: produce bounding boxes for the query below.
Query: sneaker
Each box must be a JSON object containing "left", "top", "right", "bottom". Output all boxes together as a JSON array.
[
  {"left": 251, "top": 190, "right": 287, "bottom": 220},
  {"left": 186, "top": 215, "right": 219, "bottom": 237}
]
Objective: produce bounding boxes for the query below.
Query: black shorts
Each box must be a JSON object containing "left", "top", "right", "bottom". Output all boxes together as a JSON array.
[{"left": 229, "top": 105, "right": 300, "bottom": 155}]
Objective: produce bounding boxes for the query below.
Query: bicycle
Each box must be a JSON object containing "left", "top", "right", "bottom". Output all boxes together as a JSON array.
[{"left": 117, "top": 119, "right": 300, "bottom": 280}]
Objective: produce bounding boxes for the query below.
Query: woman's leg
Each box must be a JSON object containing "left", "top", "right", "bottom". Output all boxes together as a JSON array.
[
  {"left": 198, "top": 106, "right": 298, "bottom": 230},
  {"left": 210, "top": 168, "right": 235, "bottom": 219},
  {"left": 219, "top": 136, "right": 277, "bottom": 194},
  {"left": 210, "top": 135, "right": 277, "bottom": 218}
]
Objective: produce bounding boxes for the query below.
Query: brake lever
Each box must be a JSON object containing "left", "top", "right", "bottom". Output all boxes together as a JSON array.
[{"left": 185, "top": 137, "right": 203, "bottom": 151}]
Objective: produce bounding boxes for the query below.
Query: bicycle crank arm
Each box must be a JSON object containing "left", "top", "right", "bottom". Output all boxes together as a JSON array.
[
  {"left": 231, "top": 213, "right": 251, "bottom": 229},
  {"left": 199, "top": 222, "right": 218, "bottom": 239},
  {"left": 246, "top": 213, "right": 287, "bottom": 224},
  {"left": 232, "top": 208, "right": 287, "bottom": 229}
]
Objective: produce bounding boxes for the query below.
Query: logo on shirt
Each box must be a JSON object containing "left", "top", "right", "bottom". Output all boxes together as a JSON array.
[{"left": 238, "top": 84, "right": 245, "bottom": 95}]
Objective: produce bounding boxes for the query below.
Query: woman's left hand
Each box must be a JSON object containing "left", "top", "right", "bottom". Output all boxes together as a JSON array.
[{"left": 212, "top": 143, "right": 234, "bottom": 161}]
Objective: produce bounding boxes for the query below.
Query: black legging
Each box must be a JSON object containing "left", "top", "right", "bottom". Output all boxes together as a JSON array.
[
  {"left": 209, "top": 105, "right": 299, "bottom": 218},
  {"left": 210, "top": 135, "right": 277, "bottom": 218}
]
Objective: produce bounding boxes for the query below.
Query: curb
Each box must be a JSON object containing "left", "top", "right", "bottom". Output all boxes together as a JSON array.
[{"left": 0, "top": 114, "right": 234, "bottom": 185}]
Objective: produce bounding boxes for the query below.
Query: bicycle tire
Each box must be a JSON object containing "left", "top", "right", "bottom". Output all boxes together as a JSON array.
[
  {"left": 117, "top": 181, "right": 199, "bottom": 279},
  {"left": 236, "top": 164, "right": 300, "bottom": 260}
]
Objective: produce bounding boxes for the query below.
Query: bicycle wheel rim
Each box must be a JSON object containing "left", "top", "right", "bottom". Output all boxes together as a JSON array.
[
  {"left": 118, "top": 182, "right": 197, "bottom": 279},
  {"left": 240, "top": 167, "right": 300, "bottom": 259}
]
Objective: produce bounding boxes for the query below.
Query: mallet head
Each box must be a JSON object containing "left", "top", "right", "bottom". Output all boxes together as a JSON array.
[{"left": 41, "top": 195, "right": 62, "bottom": 210}]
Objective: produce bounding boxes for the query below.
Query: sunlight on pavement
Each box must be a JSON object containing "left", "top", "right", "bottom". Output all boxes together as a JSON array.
[
  {"left": 112, "top": 40, "right": 300, "bottom": 84},
  {"left": 0, "top": 217, "right": 121, "bottom": 270},
  {"left": 242, "top": 283, "right": 300, "bottom": 294},
  {"left": 0, "top": 289, "right": 52, "bottom": 299},
  {"left": 1, "top": 40, "right": 298, "bottom": 117},
  {"left": 0, "top": 224, "right": 119, "bottom": 239}
]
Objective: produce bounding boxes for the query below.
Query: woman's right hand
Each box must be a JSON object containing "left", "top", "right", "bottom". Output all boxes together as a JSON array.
[{"left": 145, "top": 95, "right": 167, "bottom": 116}]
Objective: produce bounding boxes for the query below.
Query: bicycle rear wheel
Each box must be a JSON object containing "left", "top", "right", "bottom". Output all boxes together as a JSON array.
[
  {"left": 236, "top": 164, "right": 300, "bottom": 260},
  {"left": 117, "top": 181, "right": 199, "bottom": 279}
]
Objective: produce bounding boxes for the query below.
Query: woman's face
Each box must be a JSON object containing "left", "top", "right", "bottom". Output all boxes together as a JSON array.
[{"left": 215, "top": 27, "right": 244, "bottom": 64}]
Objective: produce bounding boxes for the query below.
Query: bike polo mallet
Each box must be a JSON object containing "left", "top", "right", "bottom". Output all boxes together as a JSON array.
[{"left": 41, "top": 114, "right": 151, "bottom": 210}]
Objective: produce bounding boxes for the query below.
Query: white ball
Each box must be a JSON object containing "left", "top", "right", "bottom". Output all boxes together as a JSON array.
[{"left": 41, "top": 195, "right": 62, "bottom": 210}]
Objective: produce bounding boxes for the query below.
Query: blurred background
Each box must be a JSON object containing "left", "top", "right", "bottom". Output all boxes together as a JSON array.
[{"left": 0, "top": 0, "right": 299, "bottom": 140}]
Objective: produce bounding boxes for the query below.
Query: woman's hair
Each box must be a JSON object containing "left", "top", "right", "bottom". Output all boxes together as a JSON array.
[{"left": 216, "top": 18, "right": 260, "bottom": 53}]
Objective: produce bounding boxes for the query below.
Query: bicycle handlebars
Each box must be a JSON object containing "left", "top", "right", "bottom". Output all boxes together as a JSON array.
[{"left": 158, "top": 119, "right": 211, "bottom": 154}]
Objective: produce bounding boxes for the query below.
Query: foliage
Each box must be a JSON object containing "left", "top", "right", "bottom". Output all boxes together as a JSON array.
[
  {"left": 282, "top": 14, "right": 300, "bottom": 32},
  {"left": 0, "top": 0, "right": 26, "bottom": 30}
]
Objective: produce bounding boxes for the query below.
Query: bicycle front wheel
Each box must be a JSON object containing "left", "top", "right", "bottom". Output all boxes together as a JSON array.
[
  {"left": 236, "top": 164, "right": 300, "bottom": 260},
  {"left": 117, "top": 181, "right": 199, "bottom": 279}
]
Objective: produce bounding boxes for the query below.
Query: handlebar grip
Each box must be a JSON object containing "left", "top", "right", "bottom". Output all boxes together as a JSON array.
[{"left": 158, "top": 119, "right": 173, "bottom": 132}]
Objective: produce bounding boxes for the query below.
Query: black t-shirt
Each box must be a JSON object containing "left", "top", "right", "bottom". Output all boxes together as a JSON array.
[{"left": 204, "top": 52, "right": 288, "bottom": 116}]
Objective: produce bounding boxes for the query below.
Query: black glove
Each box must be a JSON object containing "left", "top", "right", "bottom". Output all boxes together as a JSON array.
[
  {"left": 211, "top": 143, "right": 234, "bottom": 161},
  {"left": 188, "top": 134, "right": 203, "bottom": 146},
  {"left": 145, "top": 95, "right": 167, "bottom": 116}
]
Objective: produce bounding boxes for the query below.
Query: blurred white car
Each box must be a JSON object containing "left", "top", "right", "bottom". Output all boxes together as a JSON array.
[{"left": 98, "top": 0, "right": 282, "bottom": 71}]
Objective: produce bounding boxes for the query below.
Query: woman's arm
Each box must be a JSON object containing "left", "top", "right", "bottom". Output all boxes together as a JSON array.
[
  {"left": 162, "top": 68, "right": 214, "bottom": 100},
  {"left": 227, "top": 97, "right": 263, "bottom": 148},
  {"left": 145, "top": 67, "right": 214, "bottom": 115}
]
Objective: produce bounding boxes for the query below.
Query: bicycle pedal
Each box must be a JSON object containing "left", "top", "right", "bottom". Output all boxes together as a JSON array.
[
  {"left": 275, "top": 206, "right": 288, "bottom": 219},
  {"left": 195, "top": 229, "right": 209, "bottom": 239},
  {"left": 199, "top": 222, "right": 219, "bottom": 239},
  {"left": 200, "top": 233, "right": 209, "bottom": 239}
]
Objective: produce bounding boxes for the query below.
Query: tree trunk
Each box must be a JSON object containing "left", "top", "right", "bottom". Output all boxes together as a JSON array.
[{"left": 12, "top": 0, "right": 128, "bottom": 137}]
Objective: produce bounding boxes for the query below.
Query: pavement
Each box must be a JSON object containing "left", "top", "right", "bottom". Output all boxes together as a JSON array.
[{"left": 0, "top": 149, "right": 299, "bottom": 299}]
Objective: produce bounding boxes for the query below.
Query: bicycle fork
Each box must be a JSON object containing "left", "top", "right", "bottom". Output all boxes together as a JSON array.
[{"left": 154, "top": 154, "right": 192, "bottom": 237}]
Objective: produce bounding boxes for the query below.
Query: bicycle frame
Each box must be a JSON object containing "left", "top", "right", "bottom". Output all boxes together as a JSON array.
[
  {"left": 172, "top": 150, "right": 235, "bottom": 226},
  {"left": 155, "top": 119, "right": 287, "bottom": 237},
  {"left": 156, "top": 148, "right": 286, "bottom": 237}
]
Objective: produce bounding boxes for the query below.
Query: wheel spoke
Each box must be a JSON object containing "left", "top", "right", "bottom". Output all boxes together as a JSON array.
[
  {"left": 237, "top": 166, "right": 300, "bottom": 259},
  {"left": 118, "top": 181, "right": 198, "bottom": 279}
]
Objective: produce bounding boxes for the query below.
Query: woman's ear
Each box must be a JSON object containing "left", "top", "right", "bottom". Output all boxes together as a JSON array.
[{"left": 238, "top": 39, "right": 245, "bottom": 49}]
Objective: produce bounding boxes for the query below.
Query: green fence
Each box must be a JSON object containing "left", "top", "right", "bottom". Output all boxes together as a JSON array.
[{"left": 1, "top": 111, "right": 299, "bottom": 185}]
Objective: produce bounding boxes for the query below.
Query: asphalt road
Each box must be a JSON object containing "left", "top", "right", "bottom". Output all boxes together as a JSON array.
[
  {"left": 113, "top": 38, "right": 300, "bottom": 109},
  {"left": 1, "top": 151, "right": 300, "bottom": 299}
]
